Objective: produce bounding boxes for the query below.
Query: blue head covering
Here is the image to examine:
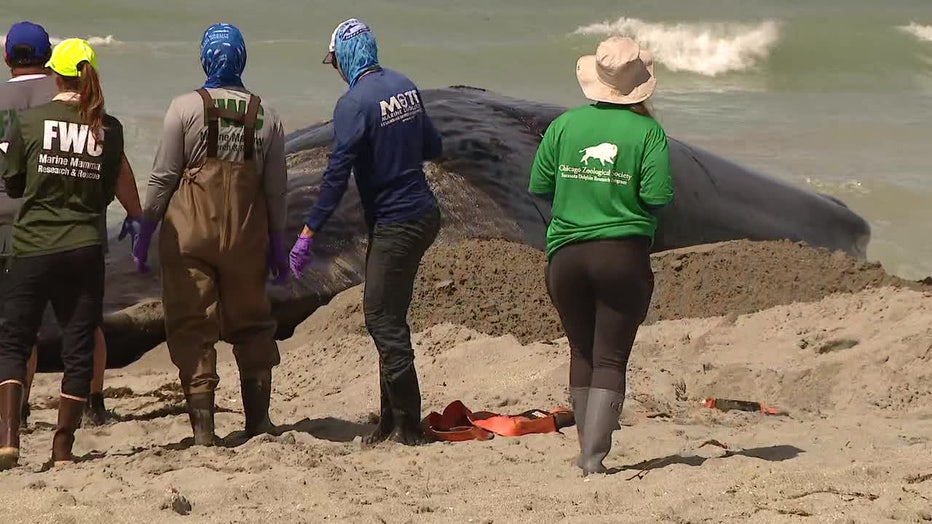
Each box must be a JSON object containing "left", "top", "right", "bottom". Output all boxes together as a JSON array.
[
  {"left": 200, "top": 23, "right": 247, "bottom": 89},
  {"left": 331, "top": 19, "right": 379, "bottom": 88}
]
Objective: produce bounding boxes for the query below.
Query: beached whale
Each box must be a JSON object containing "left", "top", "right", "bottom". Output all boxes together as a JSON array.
[{"left": 29, "top": 85, "right": 869, "bottom": 372}]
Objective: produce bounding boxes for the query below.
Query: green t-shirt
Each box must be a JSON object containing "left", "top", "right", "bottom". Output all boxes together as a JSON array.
[
  {"left": 528, "top": 104, "right": 674, "bottom": 259},
  {"left": 2, "top": 100, "right": 123, "bottom": 257}
]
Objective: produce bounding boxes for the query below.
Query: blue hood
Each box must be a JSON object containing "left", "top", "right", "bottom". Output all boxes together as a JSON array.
[
  {"left": 333, "top": 19, "right": 380, "bottom": 88},
  {"left": 200, "top": 23, "right": 247, "bottom": 89}
]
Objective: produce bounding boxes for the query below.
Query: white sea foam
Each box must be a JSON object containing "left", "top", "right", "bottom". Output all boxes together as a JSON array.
[
  {"left": 805, "top": 177, "right": 870, "bottom": 196},
  {"left": 573, "top": 18, "right": 780, "bottom": 76},
  {"left": 898, "top": 22, "right": 932, "bottom": 43},
  {"left": 0, "top": 34, "right": 121, "bottom": 48}
]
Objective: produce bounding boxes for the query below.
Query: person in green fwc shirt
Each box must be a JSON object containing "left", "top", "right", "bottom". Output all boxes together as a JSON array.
[
  {"left": 528, "top": 36, "right": 674, "bottom": 476},
  {"left": 0, "top": 39, "right": 133, "bottom": 470},
  {"left": 0, "top": 21, "right": 143, "bottom": 430}
]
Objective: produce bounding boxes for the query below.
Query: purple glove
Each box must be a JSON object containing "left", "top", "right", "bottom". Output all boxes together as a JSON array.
[
  {"left": 289, "top": 236, "right": 313, "bottom": 279},
  {"left": 132, "top": 219, "right": 158, "bottom": 273},
  {"left": 117, "top": 215, "right": 143, "bottom": 246},
  {"left": 267, "top": 231, "right": 289, "bottom": 285}
]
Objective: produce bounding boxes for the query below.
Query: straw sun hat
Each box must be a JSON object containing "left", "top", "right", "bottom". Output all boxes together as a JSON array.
[{"left": 576, "top": 36, "right": 656, "bottom": 105}]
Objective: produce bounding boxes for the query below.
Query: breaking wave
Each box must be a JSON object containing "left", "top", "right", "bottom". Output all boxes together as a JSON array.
[
  {"left": 0, "top": 34, "right": 121, "bottom": 48},
  {"left": 899, "top": 23, "right": 932, "bottom": 43},
  {"left": 572, "top": 18, "right": 780, "bottom": 76}
]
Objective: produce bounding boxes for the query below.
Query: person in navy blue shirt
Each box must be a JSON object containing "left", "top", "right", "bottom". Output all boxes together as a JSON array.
[{"left": 290, "top": 18, "right": 442, "bottom": 446}]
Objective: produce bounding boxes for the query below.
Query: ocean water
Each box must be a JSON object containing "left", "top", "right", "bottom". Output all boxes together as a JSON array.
[{"left": 2, "top": 0, "right": 932, "bottom": 278}]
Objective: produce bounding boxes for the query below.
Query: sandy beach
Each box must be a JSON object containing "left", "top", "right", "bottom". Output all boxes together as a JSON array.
[
  {"left": 4, "top": 3, "right": 932, "bottom": 521},
  {"left": 2, "top": 239, "right": 931, "bottom": 523}
]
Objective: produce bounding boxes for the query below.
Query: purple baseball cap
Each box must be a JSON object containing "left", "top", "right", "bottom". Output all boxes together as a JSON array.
[{"left": 4, "top": 21, "right": 52, "bottom": 63}]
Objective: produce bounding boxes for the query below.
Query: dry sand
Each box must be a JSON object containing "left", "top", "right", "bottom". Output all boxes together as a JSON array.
[{"left": 2, "top": 240, "right": 932, "bottom": 523}]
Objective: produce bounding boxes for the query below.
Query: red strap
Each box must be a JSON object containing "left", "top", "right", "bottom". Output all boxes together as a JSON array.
[
  {"left": 422, "top": 401, "right": 494, "bottom": 442},
  {"left": 422, "top": 401, "right": 571, "bottom": 441},
  {"left": 423, "top": 412, "right": 493, "bottom": 442}
]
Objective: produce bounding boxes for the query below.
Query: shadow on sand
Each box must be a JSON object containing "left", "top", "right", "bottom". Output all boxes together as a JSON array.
[
  {"left": 156, "top": 416, "right": 371, "bottom": 451},
  {"left": 43, "top": 416, "right": 372, "bottom": 470},
  {"left": 273, "top": 417, "right": 372, "bottom": 443},
  {"left": 616, "top": 443, "right": 804, "bottom": 480}
]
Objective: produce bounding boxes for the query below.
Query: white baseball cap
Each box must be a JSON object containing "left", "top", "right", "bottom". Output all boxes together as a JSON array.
[{"left": 322, "top": 18, "right": 370, "bottom": 64}]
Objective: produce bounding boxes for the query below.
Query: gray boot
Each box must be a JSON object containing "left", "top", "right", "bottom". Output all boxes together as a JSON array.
[
  {"left": 578, "top": 388, "right": 623, "bottom": 475},
  {"left": 569, "top": 387, "right": 589, "bottom": 467}
]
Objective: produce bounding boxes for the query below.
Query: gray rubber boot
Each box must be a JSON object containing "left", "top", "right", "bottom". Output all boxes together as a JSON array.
[
  {"left": 569, "top": 387, "right": 589, "bottom": 467},
  {"left": 578, "top": 388, "right": 623, "bottom": 475}
]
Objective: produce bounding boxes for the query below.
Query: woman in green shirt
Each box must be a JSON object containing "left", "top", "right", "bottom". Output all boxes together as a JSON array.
[
  {"left": 0, "top": 39, "right": 130, "bottom": 470},
  {"left": 528, "top": 36, "right": 674, "bottom": 475}
]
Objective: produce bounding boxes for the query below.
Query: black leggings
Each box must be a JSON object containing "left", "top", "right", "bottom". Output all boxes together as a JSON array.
[
  {"left": 546, "top": 237, "right": 653, "bottom": 393},
  {"left": 0, "top": 245, "right": 104, "bottom": 398}
]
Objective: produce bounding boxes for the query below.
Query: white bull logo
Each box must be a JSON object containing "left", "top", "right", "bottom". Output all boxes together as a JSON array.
[{"left": 579, "top": 142, "right": 618, "bottom": 166}]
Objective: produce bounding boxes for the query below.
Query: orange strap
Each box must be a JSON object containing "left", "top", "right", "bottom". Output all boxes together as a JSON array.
[{"left": 422, "top": 400, "right": 573, "bottom": 442}]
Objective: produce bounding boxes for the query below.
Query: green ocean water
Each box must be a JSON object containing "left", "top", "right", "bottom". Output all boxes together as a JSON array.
[{"left": 3, "top": 0, "right": 932, "bottom": 277}]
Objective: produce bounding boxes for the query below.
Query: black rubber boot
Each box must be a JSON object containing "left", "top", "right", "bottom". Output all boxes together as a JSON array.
[
  {"left": 83, "top": 392, "right": 110, "bottom": 427},
  {"left": 240, "top": 370, "right": 274, "bottom": 437},
  {"left": 0, "top": 381, "right": 24, "bottom": 471},
  {"left": 52, "top": 396, "right": 86, "bottom": 466},
  {"left": 362, "top": 368, "right": 395, "bottom": 446},
  {"left": 22, "top": 375, "right": 32, "bottom": 428},
  {"left": 386, "top": 366, "right": 428, "bottom": 446},
  {"left": 20, "top": 399, "right": 29, "bottom": 428},
  {"left": 569, "top": 387, "right": 590, "bottom": 468},
  {"left": 578, "top": 388, "right": 623, "bottom": 476},
  {"left": 185, "top": 392, "right": 217, "bottom": 447}
]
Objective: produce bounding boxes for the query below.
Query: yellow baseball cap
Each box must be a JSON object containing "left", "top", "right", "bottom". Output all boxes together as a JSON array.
[{"left": 46, "top": 38, "right": 98, "bottom": 77}]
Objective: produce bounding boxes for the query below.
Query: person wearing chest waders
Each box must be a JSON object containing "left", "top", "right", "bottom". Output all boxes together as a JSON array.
[
  {"left": 132, "top": 23, "right": 288, "bottom": 446},
  {"left": 528, "top": 37, "right": 674, "bottom": 475},
  {"left": 0, "top": 39, "right": 131, "bottom": 469},
  {"left": 289, "top": 18, "right": 443, "bottom": 446},
  {"left": 0, "top": 22, "right": 145, "bottom": 430}
]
